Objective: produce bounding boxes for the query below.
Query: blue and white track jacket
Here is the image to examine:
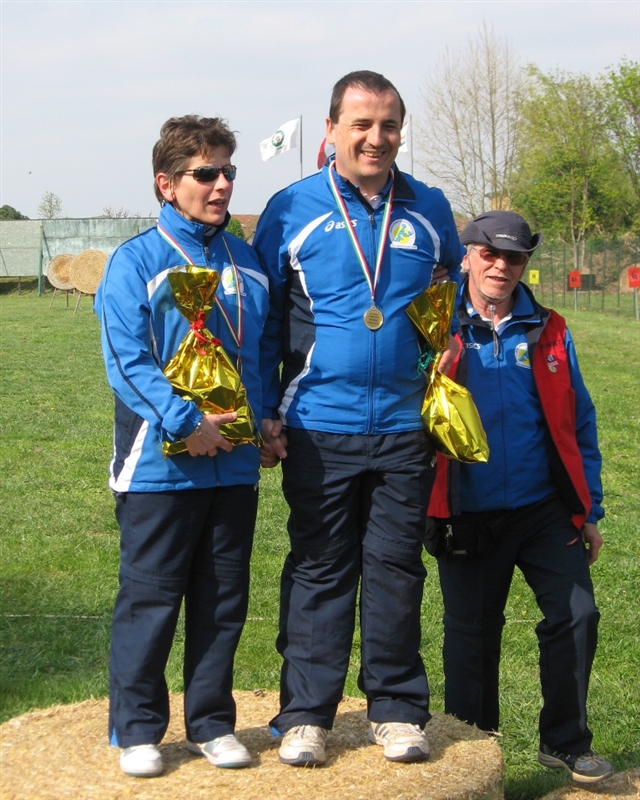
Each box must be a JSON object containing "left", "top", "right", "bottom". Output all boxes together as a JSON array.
[
  {"left": 456, "top": 281, "right": 604, "bottom": 521},
  {"left": 253, "top": 163, "right": 464, "bottom": 435},
  {"left": 95, "top": 203, "right": 269, "bottom": 492}
]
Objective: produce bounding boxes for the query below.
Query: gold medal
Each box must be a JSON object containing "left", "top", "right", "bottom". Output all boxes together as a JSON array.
[{"left": 363, "top": 306, "right": 384, "bottom": 330}]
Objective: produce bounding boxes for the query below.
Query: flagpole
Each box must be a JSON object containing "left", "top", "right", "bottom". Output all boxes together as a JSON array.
[
  {"left": 299, "top": 114, "right": 303, "bottom": 180},
  {"left": 410, "top": 113, "right": 414, "bottom": 175}
]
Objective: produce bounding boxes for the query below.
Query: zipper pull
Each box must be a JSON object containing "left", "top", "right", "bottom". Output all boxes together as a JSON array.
[
  {"left": 445, "top": 524, "right": 453, "bottom": 553},
  {"left": 489, "top": 303, "right": 499, "bottom": 358}
]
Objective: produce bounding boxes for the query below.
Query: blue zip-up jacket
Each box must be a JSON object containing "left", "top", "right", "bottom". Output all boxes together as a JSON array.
[
  {"left": 442, "top": 279, "right": 603, "bottom": 522},
  {"left": 253, "top": 162, "right": 464, "bottom": 435},
  {"left": 95, "top": 203, "right": 269, "bottom": 492}
]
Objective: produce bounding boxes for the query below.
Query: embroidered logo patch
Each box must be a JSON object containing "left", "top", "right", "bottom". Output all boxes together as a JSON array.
[
  {"left": 514, "top": 342, "right": 531, "bottom": 368},
  {"left": 221, "top": 265, "right": 245, "bottom": 296},
  {"left": 389, "top": 219, "right": 417, "bottom": 249},
  {"left": 546, "top": 353, "right": 559, "bottom": 373}
]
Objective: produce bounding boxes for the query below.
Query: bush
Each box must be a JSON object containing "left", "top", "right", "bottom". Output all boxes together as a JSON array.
[{"left": 226, "top": 217, "right": 246, "bottom": 240}]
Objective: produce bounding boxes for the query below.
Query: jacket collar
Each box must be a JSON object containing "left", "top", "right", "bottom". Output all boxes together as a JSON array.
[
  {"left": 158, "top": 202, "right": 230, "bottom": 248},
  {"left": 391, "top": 167, "right": 416, "bottom": 201},
  {"left": 457, "top": 277, "right": 543, "bottom": 327},
  {"left": 323, "top": 159, "right": 416, "bottom": 205}
]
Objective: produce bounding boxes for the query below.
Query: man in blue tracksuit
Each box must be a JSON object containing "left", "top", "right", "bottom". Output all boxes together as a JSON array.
[
  {"left": 254, "top": 70, "right": 464, "bottom": 766},
  {"left": 427, "top": 210, "right": 613, "bottom": 784},
  {"left": 95, "top": 115, "right": 269, "bottom": 778}
]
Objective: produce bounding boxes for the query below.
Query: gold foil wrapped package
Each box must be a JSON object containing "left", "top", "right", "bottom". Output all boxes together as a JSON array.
[
  {"left": 162, "top": 266, "right": 261, "bottom": 456},
  {"left": 406, "top": 281, "right": 489, "bottom": 464},
  {"left": 421, "top": 372, "right": 490, "bottom": 464}
]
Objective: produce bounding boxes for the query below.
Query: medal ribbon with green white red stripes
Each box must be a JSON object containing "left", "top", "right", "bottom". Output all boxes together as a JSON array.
[
  {"left": 156, "top": 222, "right": 243, "bottom": 369},
  {"left": 327, "top": 162, "right": 394, "bottom": 319}
]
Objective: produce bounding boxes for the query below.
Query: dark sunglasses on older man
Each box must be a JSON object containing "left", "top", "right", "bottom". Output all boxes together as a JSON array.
[
  {"left": 470, "top": 245, "right": 529, "bottom": 268},
  {"left": 179, "top": 165, "right": 237, "bottom": 183}
]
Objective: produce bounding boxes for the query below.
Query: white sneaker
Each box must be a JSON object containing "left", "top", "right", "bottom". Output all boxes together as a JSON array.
[
  {"left": 279, "top": 725, "right": 328, "bottom": 766},
  {"left": 120, "top": 744, "right": 163, "bottom": 777},
  {"left": 186, "top": 734, "right": 252, "bottom": 768},
  {"left": 369, "top": 722, "right": 430, "bottom": 762}
]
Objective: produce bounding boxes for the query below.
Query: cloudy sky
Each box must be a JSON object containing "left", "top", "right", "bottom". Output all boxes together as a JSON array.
[{"left": 2, "top": 0, "right": 638, "bottom": 219}]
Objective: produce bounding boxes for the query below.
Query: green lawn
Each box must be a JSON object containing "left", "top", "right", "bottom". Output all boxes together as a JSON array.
[{"left": 1, "top": 289, "right": 638, "bottom": 799}]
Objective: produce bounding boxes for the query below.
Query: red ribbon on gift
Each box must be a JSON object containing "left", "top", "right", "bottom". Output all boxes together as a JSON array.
[{"left": 191, "top": 312, "right": 221, "bottom": 354}]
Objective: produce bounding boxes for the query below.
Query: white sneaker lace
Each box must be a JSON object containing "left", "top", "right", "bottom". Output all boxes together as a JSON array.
[
  {"left": 379, "top": 722, "right": 421, "bottom": 736},
  {"left": 290, "top": 725, "right": 326, "bottom": 742}
]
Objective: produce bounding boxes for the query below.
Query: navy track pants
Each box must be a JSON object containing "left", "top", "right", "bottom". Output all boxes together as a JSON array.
[
  {"left": 271, "top": 428, "right": 435, "bottom": 733},
  {"left": 437, "top": 495, "right": 599, "bottom": 753},
  {"left": 108, "top": 484, "right": 258, "bottom": 747}
]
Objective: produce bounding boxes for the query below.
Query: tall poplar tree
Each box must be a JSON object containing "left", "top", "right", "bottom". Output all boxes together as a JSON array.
[{"left": 416, "top": 22, "right": 523, "bottom": 217}]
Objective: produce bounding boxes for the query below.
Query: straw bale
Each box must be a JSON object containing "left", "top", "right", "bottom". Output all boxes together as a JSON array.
[
  {"left": 69, "top": 249, "right": 108, "bottom": 295},
  {"left": 539, "top": 768, "right": 639, "bottom": 799},
  {"left": 46, "top": 254, "right": 75, "bottom": 291},
  {"left": 0, "top": 691, "right": 504, "bottom": 800}
]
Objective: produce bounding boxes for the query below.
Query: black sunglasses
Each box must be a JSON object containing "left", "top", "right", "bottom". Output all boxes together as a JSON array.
[
  {"left": 179, "top": 165, "right": 237, "bottom": 183},
  {"left": 470, "top": 245, "right": 529, "bottom": 268}
]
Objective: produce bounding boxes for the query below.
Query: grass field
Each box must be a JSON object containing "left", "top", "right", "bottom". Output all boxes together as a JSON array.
[{"left": 1, "top": 288, "right": 638, "bottom": 799}]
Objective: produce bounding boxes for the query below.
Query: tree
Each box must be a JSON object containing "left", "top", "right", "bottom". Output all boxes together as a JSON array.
[
  {"left": 603, "top": 59, "right": 640, "bottom": 221},
  {"left": 37, "top": 191, "right": 63, "bottom": 219},
  {"left": 416, "top": 22, "right": 523, "bottom": 217},
  {"left": 512, "top": 68, "right": 632, "bottom": 268},
  {"left": 102, "top": 206, "right": 144, "bottom": 218},
  {"left": 0, "top": 205, "right": 29, "bottom": 220},
  {"left": 226, "top": 217, "right": 246, "bottom": 240}
]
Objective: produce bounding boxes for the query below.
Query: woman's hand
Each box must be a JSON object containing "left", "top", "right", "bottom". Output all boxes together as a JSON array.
[{"left": 184, "top": 412, "right": 237, "bottom": 457}]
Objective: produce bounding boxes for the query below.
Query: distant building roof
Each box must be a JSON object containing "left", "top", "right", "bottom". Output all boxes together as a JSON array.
[{"left": 232, "top": 214, "right": 260, "bottom": 243}]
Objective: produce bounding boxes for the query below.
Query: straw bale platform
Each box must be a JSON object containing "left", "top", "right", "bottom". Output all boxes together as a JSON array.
[
  {"left": 0, "top": 691, "right": 504, "bottom": 800},
  {"left": 539, "top": 768, "right": 639, "bottom": 799}
]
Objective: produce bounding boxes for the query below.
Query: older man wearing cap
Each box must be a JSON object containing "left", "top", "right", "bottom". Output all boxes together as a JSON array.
[{"left": 426, "top": 210, "right": 613, "bottom": 784}]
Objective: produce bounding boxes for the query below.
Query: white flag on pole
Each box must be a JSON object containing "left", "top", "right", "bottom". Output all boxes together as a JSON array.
[
  {"left": 260, "top": 118, "right": 300, "bottom": 161},
  {"left": 398, "top": 119, "right": 410, "bottom": 153}
]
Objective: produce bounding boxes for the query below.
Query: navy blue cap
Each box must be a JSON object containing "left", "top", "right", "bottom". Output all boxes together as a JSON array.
[{"left": 460, "top": 211, "right": 543, "bottom": 253}]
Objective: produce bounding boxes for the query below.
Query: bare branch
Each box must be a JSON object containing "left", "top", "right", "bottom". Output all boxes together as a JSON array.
[{"left": 416, "top": 22, "right": 523, "bottom": 217}]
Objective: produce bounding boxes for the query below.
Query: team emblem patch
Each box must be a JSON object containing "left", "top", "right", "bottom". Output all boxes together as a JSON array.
[
  {"left": 514, "top": 342, "right": 531, "bottom": 369},
  {"left": 221, "top": 265, "right": 244, "bottom": 295},
  {"left": 546, "top": 353, "right": 559, "bottom": 373},
  {"left": 389, "top": 219, "right": 417, "bottom": 249},
  {"left": 271, "top": 129, "right": 285, "bottom": 148}
]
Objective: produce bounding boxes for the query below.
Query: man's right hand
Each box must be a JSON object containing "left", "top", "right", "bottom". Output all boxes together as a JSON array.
[
  {"left": 431, "top": 264, "right": 449, "bottom": 284},
  {"left": 260, "top": 418, "right": 288, "bottom": 467}
]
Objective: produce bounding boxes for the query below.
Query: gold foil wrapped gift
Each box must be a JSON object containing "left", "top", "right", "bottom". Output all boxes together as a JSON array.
[
  {"left": 406, "top": 281, "right": 489, "bottom": 464},
  {"left": 162, "top": 266, "right": 261, "bottom": 456}
]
